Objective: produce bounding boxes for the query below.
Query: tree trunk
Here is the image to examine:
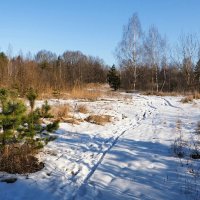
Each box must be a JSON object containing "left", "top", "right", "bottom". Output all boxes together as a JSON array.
[
  {"left": 151, "top": 67, "right": 154, "bottom": 93},
  {"left": 160, "top": 67, "right": 166, "bottom": 92},
  {"left": 155, "top": 66, "right": 159, "bottom": 92},
  {"left": 133, "top": 65, "right": 137, "bottom": 91}
]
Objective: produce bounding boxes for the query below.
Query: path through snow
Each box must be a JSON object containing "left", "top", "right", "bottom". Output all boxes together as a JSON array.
[{"left": 0, "top": 94, "right": 200, "bottom": 200}]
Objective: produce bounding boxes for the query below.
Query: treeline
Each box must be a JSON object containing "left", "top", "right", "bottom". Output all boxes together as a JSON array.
[
  {"left": 120, "top": 61, "right": 200, "bottom": 92},
  {"left": 0, "top": 50, "right": 107, "bottom": 95},
  {"left": 116, "top": 13, "right": 200, "bottom": 93}
]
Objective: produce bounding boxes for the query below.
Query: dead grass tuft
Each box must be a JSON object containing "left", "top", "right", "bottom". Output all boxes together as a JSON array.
[
  {"left": 61, "top": 117, "right": 84, "bottom": 125},
  {"left": 180, "top": 95, "right": 193, "bottom": 103},
  {"left": 50, "top": 104, "right": 86, "bottom": 124},
  {"left": 76, "top": 104, "right": 88, "bottom": 114},
  {"left": 85, "top": 115, "right": 111, "bottom": 125},
  {"left": 51, "top": 104, "right": 72, "bottom": 119}
]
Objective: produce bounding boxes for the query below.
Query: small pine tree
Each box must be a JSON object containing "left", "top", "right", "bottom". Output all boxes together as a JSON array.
[
  {"left": 107, "top": 65, "right": 121, "bottom": 91},
  {"left": 26, "top": 88, "right": 38, "bottom": 112},
  {"left": 41, "top": 100, "right": 52, "bottom": 118}
]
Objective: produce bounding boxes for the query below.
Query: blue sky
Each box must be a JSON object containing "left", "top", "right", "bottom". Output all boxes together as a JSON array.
[{"left": 0, "top": 0, "right": 199, "bottom": 65}]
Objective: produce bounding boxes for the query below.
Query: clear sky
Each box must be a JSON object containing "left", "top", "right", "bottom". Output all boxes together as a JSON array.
[{"left": 0, "top": 0, "right": 200, "bottom": 65}]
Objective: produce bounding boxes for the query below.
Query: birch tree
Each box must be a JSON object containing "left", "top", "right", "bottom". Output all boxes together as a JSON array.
[
  {"left": 144, "top": 25, "right": 165, "bottom": 92},
  {"left": 116, "top": 13, "right": 142, "bottom": 90},
  {"left": 178, "top": 33, "right": 199, "bottom": 90}
]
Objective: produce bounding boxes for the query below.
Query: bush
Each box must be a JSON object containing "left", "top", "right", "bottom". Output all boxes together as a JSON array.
[
  {"left": 85, "top": 115, "right": 111, "bottom": 125},
  {"left": 0, "top": 88, "right": 59, "bottom": 174}
]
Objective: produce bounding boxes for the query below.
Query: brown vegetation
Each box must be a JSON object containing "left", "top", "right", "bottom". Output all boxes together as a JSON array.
[
  {"left": 181, "top": 96, "right": 194, "bottom": 103},
  {"left": 50, "top": 104, "right": 72, "bottom": 119},
  {"left": 192, "top": 91, "right": 200, "bottom": 99},
  {"left": 0, "top": 143, "right": 44, "bottom": 174},
  {"left": 70, "top": 86, "right": 102, "bottom": 101},
  {"left": 143, "top": 91, "right": 180, "bottom": 97},
  {"left": 180, "top": 92, "right": 200, "bottom": 103},
  {"left": 62, "top": 117, "right": 84, "bottom": 125},
  {"left": 85, "top": 115, "right": 112, "bottom": 125},
  {"left": 50, "top": 103, "right": 86, "bottom": 124},
  {"left": 76, "top": 104, "right": 88, "bottom": 114},
  {"left": 0, "top": 51, "right": 107, "bottom": 96}
]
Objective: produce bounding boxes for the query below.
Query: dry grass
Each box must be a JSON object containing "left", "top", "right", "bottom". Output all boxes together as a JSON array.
[
  {"left": 142, "top": 90, "right": 200, "bottom": 103},
  {"left": 53, "top": 89, "right": 101, "bottom": 101},
  {"left": 192, "top": 91, "right": 200, "bottom": 99},
  {"left": 180, "top": 95, "right": 193, "bottom": 103},
  {"left": 0, "top": 143, "right": 44, "bottom": 174},
  {"left": 50, "top": 104, "right": 72, "bottom": 119},
  {"left": 62, "top": 117, "right": 84, "bottom": 125},
  {"left": 76, "top": 104, "right": 88, "bottom": 114},
  {"left": 179, "top": 91, "right": 200, "bottom": 103},
  {"left": 103, "top": 91, "right": 121, "bottom": 98},
  {"left": 50, "top": 104, "right": 86, "bottom": 124},
  {"left": 70, "top": 87, "right": 101, "bottom": 101},
  {"left": 85, "top": 115, "right": 112, "bottom": 125},
  {"left": 85, "top": 83, "right": 106, "bottom": 90},
  {"left": 143, "top": 91, "right": 180, "bottom": 97},
  {"left": 38, "top": 91, "right": 70, "bottom": 100},
  {"left": 36, "top": 84, "right": 119, "bottom": 101}
]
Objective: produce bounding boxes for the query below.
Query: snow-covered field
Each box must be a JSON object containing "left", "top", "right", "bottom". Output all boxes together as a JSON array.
[{"left": 0, "top": 93, "right": 200, "bottom": 200}]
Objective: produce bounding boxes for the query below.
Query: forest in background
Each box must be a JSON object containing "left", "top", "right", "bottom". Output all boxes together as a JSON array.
[{"left": 0, "top": 50, "right": 107, "bottom": 95}]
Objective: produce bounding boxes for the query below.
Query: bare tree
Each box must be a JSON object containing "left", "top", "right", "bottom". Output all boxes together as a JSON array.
[
  {"left": 177, "top": 33, "right": 199, "bottom": 90},
  {"left": 35, "top": 50, "right": 57, "bottom": 66},
  {"left": 6, "top": 44, "right": 13, "bottom": 78},
  {"left": 116, "top": 13, "right": 142, "bottom": 90},
  {"left": 144, "top": 25, "right": 165, "bottom": 92}
]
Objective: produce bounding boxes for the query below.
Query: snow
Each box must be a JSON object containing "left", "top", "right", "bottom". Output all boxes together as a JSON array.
[{"left": 0, "top": 94, "right": 200, "bottom": 200}]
